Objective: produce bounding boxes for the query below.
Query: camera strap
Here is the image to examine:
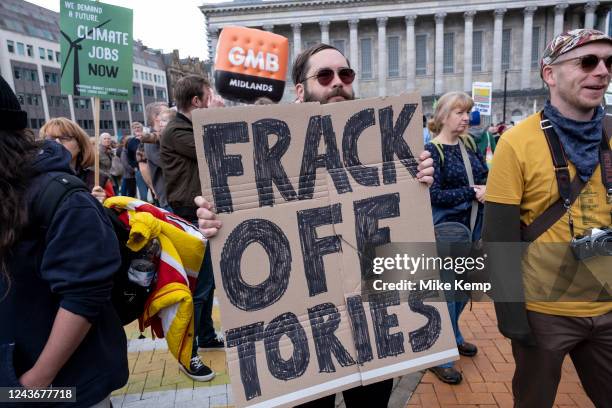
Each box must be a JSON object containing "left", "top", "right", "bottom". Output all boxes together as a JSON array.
[{"left": 521, "top": 112, "right": 612, "bottom": 242}]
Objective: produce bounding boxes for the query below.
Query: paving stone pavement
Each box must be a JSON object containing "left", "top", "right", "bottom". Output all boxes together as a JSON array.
[
  {"left": 111, "top": 303, "right": 234, "bottom": 408},
  {"left": 112, "top": 302, "right": 593, "bottom": 408},
  {"left": 405, "top": 303, "right": 594, "bottom": 408}
]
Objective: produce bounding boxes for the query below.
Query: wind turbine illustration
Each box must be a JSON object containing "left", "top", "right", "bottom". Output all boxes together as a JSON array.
[{"left": 60, "top": 19, "right": 111, "bottom": 95}]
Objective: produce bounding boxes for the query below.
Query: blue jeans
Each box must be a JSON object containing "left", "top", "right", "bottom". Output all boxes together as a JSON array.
[
  {"left": 191, "top": 241, "right": 216, "bottom": 356},
  {"left": 135, "top": 170, "right": 149, "bottom": 201},
  {"left": 438, "top": 268, "right": 468, "bottom": 369},
  {"left": 121, "top": 177, "right": 136, "bottom": 197}
]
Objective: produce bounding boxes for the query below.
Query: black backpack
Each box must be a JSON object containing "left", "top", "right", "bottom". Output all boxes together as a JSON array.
[{"left": 33, "top": 172, "right": 150, "bottom": 325}]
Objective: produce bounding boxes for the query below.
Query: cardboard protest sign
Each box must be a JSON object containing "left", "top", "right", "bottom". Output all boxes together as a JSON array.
[
  {"left": 193, "top": 95, "right": 457, "bottom": 407},
  {"left": 60, "top": 0, "right": 133, "bottom": 100}
]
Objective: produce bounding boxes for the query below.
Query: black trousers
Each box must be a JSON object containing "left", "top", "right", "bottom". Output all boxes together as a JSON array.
[
  {"left": 295, "top": 379, "right": 394, "bottom": 408},
  {"left": 512, "top": 310, "right": 612, "bottom": 408}
]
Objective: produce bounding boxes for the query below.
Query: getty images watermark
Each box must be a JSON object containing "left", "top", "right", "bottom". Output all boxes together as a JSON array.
[{"left": 369, "top": 253, "right": 492, "bottom": 293}]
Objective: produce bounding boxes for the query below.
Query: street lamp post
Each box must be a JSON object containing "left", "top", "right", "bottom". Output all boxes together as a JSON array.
[{"left": 502, "top": 70, "right": 508, "bottom": 123}]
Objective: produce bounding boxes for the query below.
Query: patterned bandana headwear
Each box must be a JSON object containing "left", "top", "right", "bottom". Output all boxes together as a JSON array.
[{"left": 540, "top": 28, "right": 612, "bottom": 76}]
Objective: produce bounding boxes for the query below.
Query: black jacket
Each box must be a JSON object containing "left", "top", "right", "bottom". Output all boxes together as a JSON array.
[
  {"left": 0, "top": 141, "right": 128, "bottom": 406},
  {"left": 160, "top": 112, "right": 201, "bottom": 220}
]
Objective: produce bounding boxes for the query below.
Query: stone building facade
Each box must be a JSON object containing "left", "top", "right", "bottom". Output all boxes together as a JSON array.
[
  {"left": 202, "top": 0, "right": 611, "bottom": 123},
  {"left": 162, "top": 50, "right": 211, "bottom": 107},
  {"left": 0, "top": 0, "right": 169, "bottom": 136}
]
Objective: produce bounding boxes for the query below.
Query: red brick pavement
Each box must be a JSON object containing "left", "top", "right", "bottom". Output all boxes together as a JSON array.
[{"left": 405, "top": 303, "right": 594, "bottom": 408}]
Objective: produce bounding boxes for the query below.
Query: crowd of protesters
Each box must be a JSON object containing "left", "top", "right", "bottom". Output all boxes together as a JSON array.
[{"left": 1, "top": 26, "right": 611, "bottom": 408}]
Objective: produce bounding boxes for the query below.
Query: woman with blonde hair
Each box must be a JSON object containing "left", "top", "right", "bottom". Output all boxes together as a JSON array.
[
  {"left": 425, "top": 91, "right": 488, "bottom": 385},
  {"left": 40, "top": 118, "right": 114, "bottom": 202}
]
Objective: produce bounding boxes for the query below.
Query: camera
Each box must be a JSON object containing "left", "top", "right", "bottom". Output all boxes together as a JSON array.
[{"left": 570, "top": 227, "right": 612, "bottom": 260}]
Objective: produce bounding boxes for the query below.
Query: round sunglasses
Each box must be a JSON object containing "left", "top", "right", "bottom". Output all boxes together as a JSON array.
[
  {"left": 302, "top": 67, "right": 356, "bottom": 86},
  {"left": 551, "top": 54, "right": 612, "bottom": 73}
]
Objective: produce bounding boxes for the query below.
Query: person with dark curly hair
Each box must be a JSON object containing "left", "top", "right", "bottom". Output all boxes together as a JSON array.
[{"left": 0, "top": 75, "right": 128, "bottom": 407}]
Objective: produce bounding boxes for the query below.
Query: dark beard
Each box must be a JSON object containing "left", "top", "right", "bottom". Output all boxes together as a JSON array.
[{"left": 304, "top": 84, "right": 355, "bottom": 104}]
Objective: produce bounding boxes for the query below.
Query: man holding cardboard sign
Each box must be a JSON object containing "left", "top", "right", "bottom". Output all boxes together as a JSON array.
[{"left": 193, "top": 43, "right": 452, "bottom": 407}]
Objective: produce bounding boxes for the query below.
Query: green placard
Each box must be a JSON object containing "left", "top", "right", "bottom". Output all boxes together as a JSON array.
[{"left": 60, "top": 0, "right": 133, "bottom": 100}]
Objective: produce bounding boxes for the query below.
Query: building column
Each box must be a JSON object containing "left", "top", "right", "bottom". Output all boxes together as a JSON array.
[
  {"left": 377, "top": 17, "right": 388, "bottom": 97},
  {"left": 208, "top": 27, "right": 219, "bottom": 62},
  {"left": 320, "top": 20, "right": 330, "bottom": 44},
  {"left": 110, "top": 99, "right": 118, "bottom": 135},
  {"left": 291, "top": 23, "right": 302, "bottom": 57},
  {"left": 405, "top": 14, "right": 417, "bottom": 92},
  {"left": 492, "top": 8, "right": 507, "bottom": 91},
  {"left": 554, "top": 3, "right": 569, "bottom": 37},
  {"left": 585, "top": 2, "right": 600, "bottom": 29},
  {"left": 463, "top": 11, "right": 476, "bottom": 92},
  {"left": 434, "top": 13, "right": 446, "bottom": 95},
  {"left": 348, "top": 19, "right": 360, "bottom": 96},
  {"left": 521, "top": 6, "right": 537, "bottom": 90},
  {"left": 263, "top": 24, "right": 274, "bottom": 32}
]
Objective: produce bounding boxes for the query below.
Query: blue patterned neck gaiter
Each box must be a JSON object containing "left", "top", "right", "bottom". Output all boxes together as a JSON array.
[{"left": 543, "top": 100, "right": 604, "bottom": 182}]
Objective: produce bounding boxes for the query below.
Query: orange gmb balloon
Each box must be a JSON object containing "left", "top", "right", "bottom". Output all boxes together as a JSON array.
[{"left": 214, "top": 26, "right": 289, "bottom": 103}]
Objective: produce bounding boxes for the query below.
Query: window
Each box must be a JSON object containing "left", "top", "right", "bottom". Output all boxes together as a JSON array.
[
  {"left": 5, "top": 20, "right": 24, "bottom": 33},
  {"left": 39, "top": 47, "right": 45, "bottom": 60},
  {"left": 156, "top": 89, "right": 166, "bottom": 100},
  {"left": 472, "top": 31, "right": 483, "bottom": 72},
  {"left": 26, "top": 44, "right": 33, "bottom": 57},
  {"left": 16, "top": 42, "right": 25, "bottom": 55},
  {"left": 502, "top": 29, "right": 511, "bottom": 70},
  {"left": 531, "top": 27, "right": 541, "bottom": 68},
  {"left": 332, "top": 39, "right": 345, "bottom": 55},
  {"left": 32, "top": 95, "right": 39, "bottom": 106},
  {"left": 114, "top": 101, "right": 127, "bottom": 111},
  {"left": 360, "top": 38, "right": 372, "bottom": 79},
  {"left": 7, "top": 40, "right": 14, "bottom": 53},
  {"left": 74, "top": 98, "right": 90, "bottom": 110},
  {"left": 387, "top": 36, "right": 400, "bottom": 78},
  {"left": 131, "top": 103, "right": 143, "bottom": 112},
  {"left": 305, "top": 40, "right": 317, "bottom": 50},
  {"left": 30, "top": 118, "right": 39, "bottom": 129},
  {"left": 101, "top": 100, "right": 111, "bottom": 110},
  {"left": 16, "top": 93, "right": 24, "bottom": 105},
  {"left": 143, "top": 88, "right": 154, "bottom": 97},
  {"left": 47, "top": 49, "right": 53, "bottom": 61},
  {"left": 55, "top": 51, "right": 60, "bottom": 62},
  {"left": 415, "top": 34, "right": 427, "bottom": 75},
  {"left": 14, "top": 68, "right": 21, "bottom": 80},
  {"left": 141, "top": 71, "right": 145, "bottom": 80},
  {"left": 443, "top": 33, "right": 454, "bottom": 74},
  {"left": 134, "top": 69, "right": 138, "bottom": 79},
  {"left": 44, "top": 72, "right": 58, "bottom": 84},
  {"left": 133, "top": 85, "right": 140, "bottom": 95}
]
